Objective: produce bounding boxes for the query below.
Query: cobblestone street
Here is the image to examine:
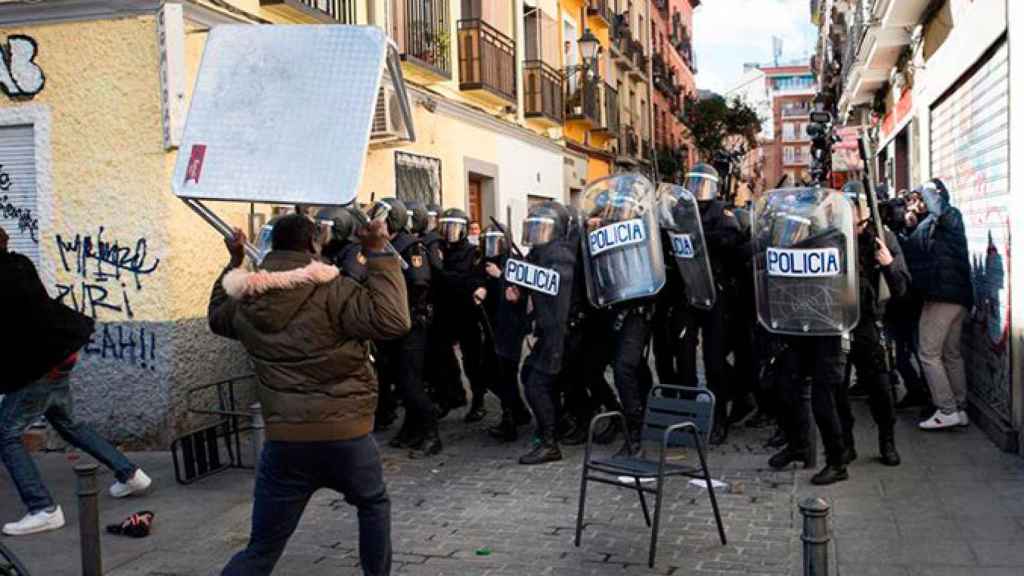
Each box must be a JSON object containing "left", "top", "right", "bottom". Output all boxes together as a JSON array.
[{"left": 5, "top": 398, "right": 1024, "bottom": 576}]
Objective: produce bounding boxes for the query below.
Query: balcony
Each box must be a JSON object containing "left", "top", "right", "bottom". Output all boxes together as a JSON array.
[
  {"left": 782, "top": 105, "right": 812, "bottom": 117},
  {"left": 458, "top": 18, "right": 517, "bottom": 105},
  {"left": 603, "top": 82, "right": 620, "bottom": 134},
  {"left": 260, "top": 0, "right": 358, "bottom": 23},
  {"left": 393, "top": 0, "right": 451, "bottom": 81},
  {"left": 524, "top": 60, "right": 563, "bottom": 127},
  {"left": 630, "top": 40, "right": 648, "bottom": 79},
  {"left": 677, "top": 37, "right": 697, "bottom": 74},
  {"left": 618, "top": 126, "right": 641, "bottom": 161},
  {"left": 565, "top": 68, "right": 601, "bottom": 127},
  {"left": 611, "top": 15, "right": 636, "bottom": 71},
  {"left": 586, "top": 0, "right": 612, "bottom": 27}
]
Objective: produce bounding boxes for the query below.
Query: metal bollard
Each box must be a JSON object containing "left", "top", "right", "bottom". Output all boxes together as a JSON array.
[
  {"left": 250, "top": 402, "right": 265, "bottom": 467},
  {"left": 800, "top": 497, "right": 831, "bottom": 576},
  {"left": 74, "top": 463, "right": 102, "bottom": 576}
]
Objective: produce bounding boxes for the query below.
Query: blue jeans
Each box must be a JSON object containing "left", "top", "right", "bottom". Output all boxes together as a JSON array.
[
  {"left": 222, "top": 436, "right": 392, "bottom": 576},
  {"left": 0, "top": 375, "right": 138, "bottom": 514}
]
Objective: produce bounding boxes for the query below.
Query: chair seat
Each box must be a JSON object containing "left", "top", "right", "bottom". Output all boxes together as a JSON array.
[{"left": 588, "top": 455, "right": 702, "bottom": 479}]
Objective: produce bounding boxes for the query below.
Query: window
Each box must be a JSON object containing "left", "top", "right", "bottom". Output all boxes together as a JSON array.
[
  {"left": 395, "top": 151, "right": 442, "bottom": 204},
  {"left": 783, "top": 146, "right": 795, "bottom": 164},
  {"left": 783, "top": 123, "right": 795, "bottom": 141},
  {"left": 800, "top": 123, "right": 810, "bottom": 140},
  {"left": 0, "top": 125, "right": 38, "bottom": 265}
]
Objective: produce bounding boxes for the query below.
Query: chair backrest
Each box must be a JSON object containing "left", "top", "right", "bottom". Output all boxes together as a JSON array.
[{"left": 641, "top": 385, "right": 715, "bottom": 449}]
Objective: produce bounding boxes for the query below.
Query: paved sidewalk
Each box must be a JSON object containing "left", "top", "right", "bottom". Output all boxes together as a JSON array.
[{"left": 1, "top": 400, "right": 1022, "bottom": 576}]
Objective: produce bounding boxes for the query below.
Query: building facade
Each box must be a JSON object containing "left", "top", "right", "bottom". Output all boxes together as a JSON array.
[
  {"left": 649, "top": 0, "right": 698, "bottom": 182},
  {"left": 813, "top": 0, "right": 1023, "bottom": 453},
  {"left": 759, "top": 63, "right": 816, "bottom": 188},
  {"left": 723, "top": 64, "right": 772, "bottom": 198}
]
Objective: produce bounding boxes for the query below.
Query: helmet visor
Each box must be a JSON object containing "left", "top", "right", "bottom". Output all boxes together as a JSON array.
[
  {"left": 684, "top": 171, "right": 720, "bottom": 201},
  {"left": 438, "top": 216, "right": 467, "bottom": 243},
  {"left": 483, "top": 230, "right": 507, "bottom": 258},
  {"left": 426, "top": 210, "right": 439, "bottom": 233},
  {"left": 521, "top": 216, "right": 557, "bottom": 247},
  {"left": 607, "top": 194, "right": 643, "bottom": 221}
]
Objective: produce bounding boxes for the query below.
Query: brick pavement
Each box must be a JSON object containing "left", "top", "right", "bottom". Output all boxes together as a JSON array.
[{"left": 2, "top": 398, "right": 1024, "bottom": 576}]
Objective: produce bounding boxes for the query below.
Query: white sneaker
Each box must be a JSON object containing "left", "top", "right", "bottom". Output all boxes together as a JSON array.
[
  {"left": 3, "top": 506, "right": 65, "bottom": 536},
  {"left": 110, "top": 469, "right": 152, "bottom": 499},
  {"left": 919, "top": 410, "right": 962, "bottom": 430},
  {"left": 958, "top": 411, "right": 970, "bottom": 427}
]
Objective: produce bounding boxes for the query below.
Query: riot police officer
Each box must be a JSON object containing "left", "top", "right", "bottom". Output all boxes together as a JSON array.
[
  {"left": 836, "top": 182, "right": 908, "bottom": 466},
  {"left": 509, "top": 201, "right": 576, "bottom": 464},
  {"left": 757, "top": 187, "right": 856, "bottom": 485},
  {"left": 367, "top": 198, "right": 442, "bottom": 458},
  {"left": 677, "top": 164, "right": 744, "bottom": 444},
  {"left": 435, "top": 208, "right": 490, "bottom": 422},
  {"left": 480, "top": 224, "right": 532, "bottom": 441},
  {"left": 316, "top": 206, "right": 369, "bottom": 282},
  {"left": 581, "top": 174, "right": 666, "bottom": 454}
]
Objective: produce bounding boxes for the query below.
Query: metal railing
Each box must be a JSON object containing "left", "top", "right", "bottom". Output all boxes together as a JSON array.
[
  {"left": 602, "top": 81, "right": 620, "bottom": 133},
  {"left": 395, "top": 0, "right": 451, "bottom": 77},
  {"left": 300, "top": 0, "right": 357, "bottom": 23},
  {"left": 632, "top": 39, "right": 648, "bottom": 72},
  {"left": 565, "top": 68, "right": 601, "bottom": 125},
  {"left": 458, "top": 18, "right": 517, "bottom": 102},
  {"left": 782, "top": 105, "right": 812, "bottom": 117},
  {"left": 524, "top": 60, "right": 564, "bottom": 123},
  {"left": 587, "top": 0, "right": 612, "bottom": 23}
]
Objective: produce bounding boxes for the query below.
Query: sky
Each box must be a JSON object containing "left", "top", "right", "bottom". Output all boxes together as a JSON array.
[{"left": 692, "top": 0, "right": 818, "bottom": 94}]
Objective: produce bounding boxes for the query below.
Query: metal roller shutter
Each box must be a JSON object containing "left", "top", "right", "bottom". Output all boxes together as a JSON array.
[
  {"left": 0, "top": 124, "right": 38, "bottom": 265},
  {"left": 929, "top": 39, "right": 1011, "bottom": 422}
]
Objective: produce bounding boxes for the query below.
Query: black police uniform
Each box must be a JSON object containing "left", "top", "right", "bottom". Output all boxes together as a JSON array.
[
  {"left": 379, "top": 231, "right": 441, "bottom": 455},
  {"left": 481, "top": 250, "right": 531, "bottom": 438},
  {"left": 835, "top": 227, "right": 908, "bottom": 464},
  {"left": 435, "top": 237, "right": 488, "bottom": 415},
  {"left": 677, "top": 199, "right": 742, "bottom": 440},
  {"left": 652, "top": 229, "right": 691, "bottom": 384},
  {"left": 520, "top": 238, "right": 576, "bottom": 458}
]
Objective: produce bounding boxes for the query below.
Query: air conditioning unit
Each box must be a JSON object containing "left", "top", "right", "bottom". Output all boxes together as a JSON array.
[{"left": 371, "top": 83, "right": 406, "bottom": 143}]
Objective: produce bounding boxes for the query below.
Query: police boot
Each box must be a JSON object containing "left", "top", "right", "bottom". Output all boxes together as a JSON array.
[
  {"left": 811, "top": 464, "right": 849, "bottom": 486},
  {"left": 768, "top": 447, "right": 809, "bottom": 470},
  {"left": 488, "top": 412, "right": 518, "bottom": 443},
  {"left": 879, "top": 429, "right": 901, "bottom": 467},
  {"left": 519, "top": 433, "right": 562, "bottom": 465},
  {"left": 409, "top": 428, "right": 442, "bottom": 459},
  {"left": 464, "top": 396, "right": 488, "bottom": 423}
]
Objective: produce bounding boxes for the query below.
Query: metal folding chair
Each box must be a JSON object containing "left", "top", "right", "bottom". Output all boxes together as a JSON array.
[
  {"left": 0, "top": 541, "right": 31, "bottom": 575},
  {"left": 170, "top": 375, "right": 260, "bottom": 485},
  {"left": 574, "top": 384, "right": 727, "bottom": 568}
]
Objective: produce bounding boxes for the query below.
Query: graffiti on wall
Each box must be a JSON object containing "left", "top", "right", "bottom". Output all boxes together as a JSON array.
[
  {"left": 0, "top": 160, "right": 39, "bottom": 243},
  {"left": 53, "top": 227, "right": 162, "bottom": 369},
  {"left": 930, "top": 40, "right": 1011, "bottom": 420},
  {"left": 0, "top": 35, "right": 45, "bottom": 99},
  {"left": 55, "top": 226, "right": 160, "bottom": 320}
]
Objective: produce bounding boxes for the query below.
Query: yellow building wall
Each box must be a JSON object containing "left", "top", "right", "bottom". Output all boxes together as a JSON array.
[
  {"left": 587, "top": 157, "right": 611, "bottom": 182},
  {"left": 0, "top": 18, "right": 248, "bottom": 445}
]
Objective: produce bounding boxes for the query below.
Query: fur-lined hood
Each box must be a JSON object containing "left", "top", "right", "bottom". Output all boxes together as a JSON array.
[
  {"left": 223, "top": 251, "right": 340, "bottom": 333},
  {"left": 223, "top": 260, "right": 339, "bottom": 300}
]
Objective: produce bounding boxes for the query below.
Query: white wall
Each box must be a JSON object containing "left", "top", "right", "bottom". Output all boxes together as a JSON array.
[{"left": 495, "top": 133, "right": 563, "bottom": 235}]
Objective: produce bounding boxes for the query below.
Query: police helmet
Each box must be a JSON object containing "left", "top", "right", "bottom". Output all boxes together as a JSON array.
[
  {"left": 425, "top": 203, "right": 442, "bottom": 233},
  {"left": 405, "top": 200, "right": 430, "bottom": 236},
  {"left": 482, "top": 225, "right": 509, "bottom": 258},
  {"left": 438, "top": 208, "right": 469, "bottom": 243},
  {"left": 369, "top": 198, "right": 409, "bottom": 235},
  {"left": 315, "top": 206, "right": 358, "bottom": 244},
  {"left": 684, "top": 163, "right": 721, "bottom": 202},
  {"left": 522, "top": 201, "right": 569, "bottom": 248}
]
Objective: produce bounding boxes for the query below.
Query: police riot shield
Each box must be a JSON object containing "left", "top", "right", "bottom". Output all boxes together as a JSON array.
[
  {"left": 752, "top": 187, "right": 859, "bottom": 336},
  {"left": 580, "top": 173, "right": 665, "bottom": 308},
  {"left": 656, "top": 184, "right": 716, "bottom": 309}
]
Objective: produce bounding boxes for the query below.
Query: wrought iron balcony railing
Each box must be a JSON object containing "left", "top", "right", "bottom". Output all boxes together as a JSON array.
[
  {"left": 587, "top": 0, "right": 613, "bottom": 25},
  {"left": 602, "top": 81, "right": 620, "bottom": 134},
  {"left": 394, "top": 0, "right": 452, "bottom": 78},
  {"left": 524, "top": 60, "right": 564, "bottom": 124},
  {"left": 458, "top": 18, "right": 517, "bottom": 103},
  {"left": 565, "top": 67, "right": 601, "bottom": 126}
]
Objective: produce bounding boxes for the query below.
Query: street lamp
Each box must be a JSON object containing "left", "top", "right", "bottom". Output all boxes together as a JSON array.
[{"left": 578, "top": 28, "right": 601, "bottom": 68}]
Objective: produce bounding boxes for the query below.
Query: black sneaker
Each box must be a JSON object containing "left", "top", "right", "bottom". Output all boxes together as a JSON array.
[
  {"left": 519, "top": 442, "right": 562, "bottom": 465},
  {"left": 768, "top": 448, "right": 808, "bottom": 470},
  {"left": 764, "top": 427, "right": 788, "bottom": 449},
  {"left": 811, "top": 465, "right": 849, "bottom": 485}
]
